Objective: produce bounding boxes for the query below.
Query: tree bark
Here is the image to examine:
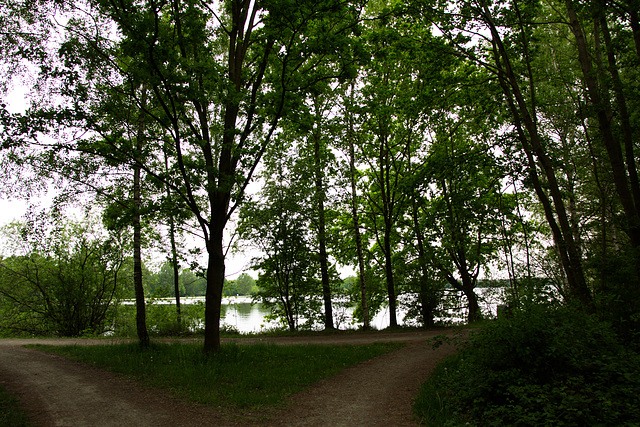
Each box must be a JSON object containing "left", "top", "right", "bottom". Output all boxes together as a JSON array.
[
  {"left": 383, "top": 224, "right": 398, "bottom": 328},
  {"left": 411, "top": 199, "right": 435, "bottom": 328},
  {"left": 379, "top": 136, "right": 398, "bottom": 328},
  {"left": 312, "top": 104, "right": 334, "bottom": 330},
  {"left": 203, "top": 220, "right": 225, "bottom": 354},
  {"left": 164, "top": 152, "right": 182, "bottom": 325},
  {"left": 169, "top": 213, "right": 181, "bottom": 325},
  {"left": 600, "top": 11, "right": 640, "bottom": 214},
  {"left": 134, "top": 98, "right": 149, "bottom": 347},
  {"left": 347, "top": 85, "right": 370, "bottom": 329},
  {"left": 566, "top": 1, "right": 640, "bottom": 249}
]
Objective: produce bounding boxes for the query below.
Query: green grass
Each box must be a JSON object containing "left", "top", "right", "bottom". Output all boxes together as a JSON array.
[
  {"left": 0, "top": 386, "right": 30, "bottom": 427},
  {"left": 412, "top": 353, "right": 461, "bottom": 426},
  {"left": 34, "top": 341, "right": 402, "bottom": 412}
]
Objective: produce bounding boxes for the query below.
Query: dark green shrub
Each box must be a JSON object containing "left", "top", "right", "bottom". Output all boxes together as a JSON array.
[{"left": 414, "top": 305, "right": 640, "bottom": 426}]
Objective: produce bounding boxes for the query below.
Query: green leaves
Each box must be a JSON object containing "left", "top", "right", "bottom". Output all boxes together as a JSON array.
[{"left": 0, "top": 214, "right": 129, "bottom": 336}]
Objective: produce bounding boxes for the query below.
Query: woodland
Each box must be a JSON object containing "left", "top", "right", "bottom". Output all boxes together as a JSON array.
[
  {"left": 2, "top": 0, "right": 640, "bottom": 423},
  {"left": 0, "top": 0, "right": 639, "bottom": 379}
]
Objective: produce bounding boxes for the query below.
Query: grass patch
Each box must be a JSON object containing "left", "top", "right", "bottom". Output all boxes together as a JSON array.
[
  {"left": 0, "top": 386, "right": 30, "bottom": 427},
  {"left": 34, "top": 341, "right": 402, "bottom": 411},
  {"left": 412, "top": 352, "right": 461, "bottom": 425}
]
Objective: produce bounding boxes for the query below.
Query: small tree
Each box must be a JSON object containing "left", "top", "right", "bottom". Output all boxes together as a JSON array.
[{"left": 238, "top": 144, "right": 322, "bottom": 331}]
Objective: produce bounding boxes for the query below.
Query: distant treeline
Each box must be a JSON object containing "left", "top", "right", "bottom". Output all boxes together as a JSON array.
[{"left": 144, "top": 262, "right": 259, "bottom": 298}]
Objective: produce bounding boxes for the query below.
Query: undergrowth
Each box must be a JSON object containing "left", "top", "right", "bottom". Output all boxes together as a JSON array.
[{"left": 414, "top": 305, "right": 640, "bottom": 426}]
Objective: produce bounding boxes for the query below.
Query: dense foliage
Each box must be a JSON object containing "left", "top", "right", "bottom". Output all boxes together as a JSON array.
[
  {"left": 0, "top": 217, "right": 129, "bottom": 337},
  {"left": 1, "top": 0, "right": 640, "bottom": 353},
  {"left": 414, "top": 305, "right": 640, "bottom": 425}
]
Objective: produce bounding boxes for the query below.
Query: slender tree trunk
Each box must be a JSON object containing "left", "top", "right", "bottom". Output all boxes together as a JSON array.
[
  {"left": 483, "top": 5, "right": 592, "bottom": 308},
  {"left": 349, "top": 147, "right": 370, "bottom": 329},
  {"left": 566, "top": 1, "right": 640, "bottom": 249},
  {"left": 164, "top": 153, "right": 182, "bottom": 325},
  {"left": 379, "top": 135, "right": 398, "bottom": 328},
  {"left": 312, "top": 111, "right": 333, "bottom": 330},
  {"left": 622, "top": 1, "right": 640, "bottom": 64},
  {"left": 169, "top": 214, "right": 181, "bottom": 325},
  {"left": 411, "top": 199, "right": 435, "bottom": 328},
  {"left": 134, "top": 104, "right": 149, "bottom": 346},
  {"left": 566, "top": 1, "right": 640, "bottom": 283},
  {"left": 347, "top": 85, "right": 370, "bottom": 329},
  {"left": 383, "top": 225, "right": 398, "bottom": 328},
  {"left": 600, "top": 12, "right": 640, "bottom": 213},
  {"left": 133, "top": 166, "right": 149, "bottom": 346}
]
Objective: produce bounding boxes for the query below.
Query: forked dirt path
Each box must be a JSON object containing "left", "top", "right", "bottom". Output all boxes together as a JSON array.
[{"left": 0, "top": 329, "right": 466, "bottom": 426}]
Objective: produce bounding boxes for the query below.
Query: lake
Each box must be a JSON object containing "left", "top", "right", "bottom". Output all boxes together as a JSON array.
[{"left": 155, "top": 288, "right": 504, "bottom": 332}]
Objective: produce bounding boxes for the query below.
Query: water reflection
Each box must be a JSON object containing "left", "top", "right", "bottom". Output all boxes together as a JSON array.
[
  {"left": 222, "top": 300, "right": 278, "bottom": 332},
  {"left": 152, "top": 288, "right": 503, "bottom": 333}
]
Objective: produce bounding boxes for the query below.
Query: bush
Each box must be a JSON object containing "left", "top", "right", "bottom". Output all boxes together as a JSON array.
[
  {"left": 0, "top": 218, "right": 128, "bottom": 337},
  {"left": 110, "top": 301, "right": 205, "bottom": 337},
  {"left": 414, "top": 304, "right": 640, "bottom": 426}
]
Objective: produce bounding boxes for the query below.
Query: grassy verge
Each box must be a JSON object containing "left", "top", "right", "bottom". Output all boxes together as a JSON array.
[
  {"left": 34, "top": 341, "right": 402, "bottom": 412},
  {"left": 0, "top": 386, "right": 29, "bottom": 427}
]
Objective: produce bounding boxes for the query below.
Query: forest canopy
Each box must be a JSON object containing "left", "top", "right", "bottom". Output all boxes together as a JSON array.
[{"left": 1, "top": 0, "right": 639, "bottom": 351}]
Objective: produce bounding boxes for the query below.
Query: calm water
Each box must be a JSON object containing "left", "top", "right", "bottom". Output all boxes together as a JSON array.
[
  {"left": 222, "top": 288, "right": 501, "bottom": 332},
  {"left": 219, "top": 297, "right": 394, "bottom": 332},
  {"left": 168, "top": 288, "right": 503, "bottom": 333}
]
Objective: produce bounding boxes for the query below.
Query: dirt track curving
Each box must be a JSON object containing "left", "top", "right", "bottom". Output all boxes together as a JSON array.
[{"left": 0, "top": 329, "right": 466, "bottom": 426}]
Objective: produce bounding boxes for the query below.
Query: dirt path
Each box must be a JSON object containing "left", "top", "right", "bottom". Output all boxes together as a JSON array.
[{"left": 0, "top": 330, "right": 465, "bottom": 426}]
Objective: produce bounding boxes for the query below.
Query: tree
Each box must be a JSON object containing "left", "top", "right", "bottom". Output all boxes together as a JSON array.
[
  {"left": 564, "top": 0, "right": 640, "bottom": 277},
  {"left": 343, "top": 81, "right": 370, "bottom": 329},
  {"left": 418, "top": 129, "right": 508, "bottom": 322},
  {"left": 2, "top": 0, "right": 366, "bottom": 353},
  {"left": 283, "top": 88, "right": 343, "bottom": 330},
  {"left": 235, "top": 273, "right": 257, "bottom": 296},
  {"left": 427, "top": 0, "right": 596, "bottom": 309},
  {"left": 0, "top": 215, "right": 128, "bottom": 336},
  {"left": 354, "top": 20, "right": 424, "bottom": 327},
  {"left": 238, "top": 145, "right": 321, "bottom": 331}
]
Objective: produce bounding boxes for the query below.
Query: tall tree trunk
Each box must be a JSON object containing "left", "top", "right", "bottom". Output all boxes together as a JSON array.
[
  {"left": 169, "top": 213, "right": 181, "bottom": 325},
  {"left": 312, "top": 104, "right": 334, "bottom": 330},
  {"left": 164, "top": 153, "right": 182, "bottom": 325},
  {"left": 482, "top": 4, "right": 593, "bottom": 308},
  {"left": 347, "top": 85, "right": 370, "bottom": 329},
  {"left": 600, "top": 12, "right": 640, "bottom": 214},
  {"left": 203, "top": 220, "right": 225, "bottom": 354},
  {"left": 566, "top": 0, "right": 640, "bottom": 282},
  {"left": 379, "top": 135, "right": 398, "bottom": 328},
  {"left": 134, "top": 104, "right": 149, "bottom": 346},
  {"left": 622, "top": 1, "right": 640, "bottom": 61},
  {"left": 566, "top": 1, "right": 640, "bottom": 248},
  {"left": 411, "top": 199, "right": 435, "bottom": 328},
  {"left": 383, "top": 224, "right": 398, "bottom": 328}
]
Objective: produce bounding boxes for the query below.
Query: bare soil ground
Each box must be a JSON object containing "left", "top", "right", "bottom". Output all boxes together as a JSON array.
[{"left": 0, "top": 329, "right": 466, "bottom": 426}]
